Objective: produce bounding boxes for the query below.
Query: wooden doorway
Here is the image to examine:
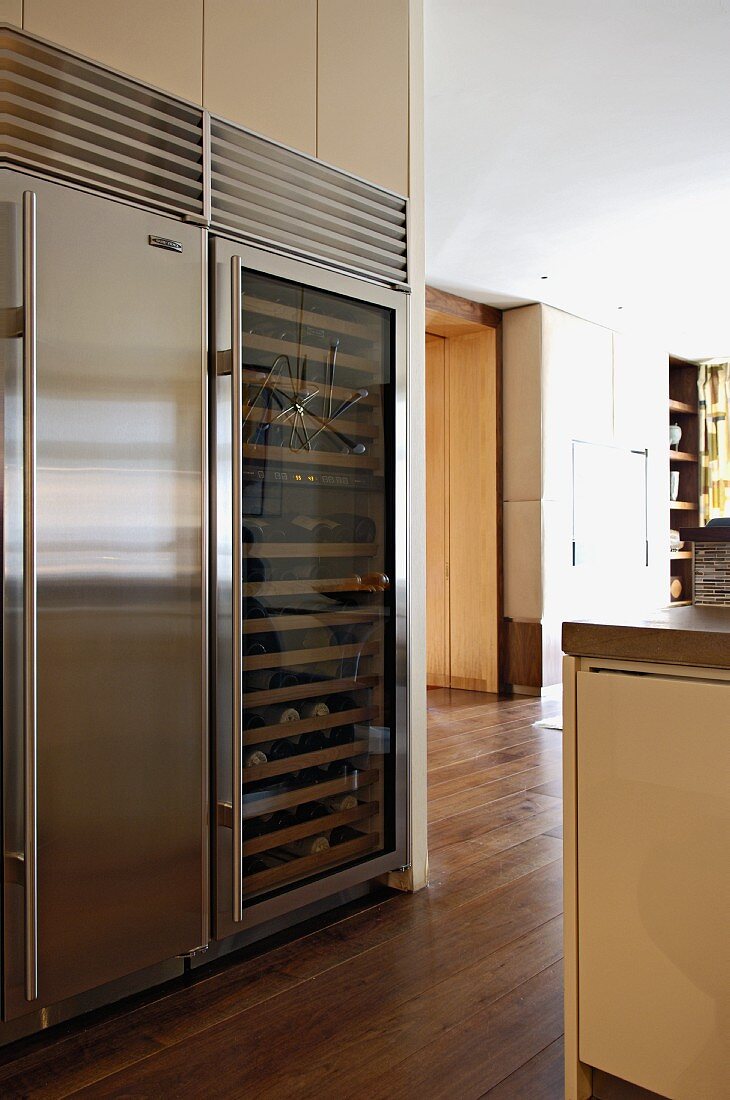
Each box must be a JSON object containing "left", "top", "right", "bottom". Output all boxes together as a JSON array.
[{"left": 425, "top": 288, "right": 502, "bottom": 692}]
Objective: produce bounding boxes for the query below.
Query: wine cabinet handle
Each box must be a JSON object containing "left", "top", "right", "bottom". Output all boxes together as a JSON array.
[
  {"left": 231, "top": 256, "right": 244, "bottom": 923},
  {"left": 22, "top": 191, "right": 38, "bottom": 1001}
]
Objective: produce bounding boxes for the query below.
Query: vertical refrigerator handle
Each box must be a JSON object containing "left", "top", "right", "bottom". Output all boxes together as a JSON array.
[
  {"left": 22, "top": 191, "right": 38, "bottom": 1001},
  {"left": 231, "top": 256, "right": 243, "bottom": 923}
]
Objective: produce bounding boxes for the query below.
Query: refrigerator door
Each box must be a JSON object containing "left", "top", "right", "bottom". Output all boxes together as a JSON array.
[
  {"left": 0, "top": 169, "right": 207, "bottom": 1019},
  {"left": 211, "top": 237, "right": 408, "bottom": 941}
]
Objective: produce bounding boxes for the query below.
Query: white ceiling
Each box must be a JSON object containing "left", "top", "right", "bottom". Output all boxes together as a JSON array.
[{"left": 425, "top": 0, "right": 730, "bottom": 359}]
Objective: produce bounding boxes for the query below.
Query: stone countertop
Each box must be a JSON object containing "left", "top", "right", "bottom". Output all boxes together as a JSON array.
[{"left": 562, "top": 605, "right": 730, "bottom": 669}]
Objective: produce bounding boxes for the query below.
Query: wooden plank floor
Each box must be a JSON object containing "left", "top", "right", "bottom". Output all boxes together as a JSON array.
[{"left": 0, "top": 689, "right": 564, "bottom": 1098}]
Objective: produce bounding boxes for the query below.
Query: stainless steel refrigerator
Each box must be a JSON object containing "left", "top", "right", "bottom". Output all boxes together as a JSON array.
[
  {"left": 0, "top": 169, "right": 207, "bottom": 1023},
  {"left": 210, "top": 239, "right": 408, "bottom": 944}
]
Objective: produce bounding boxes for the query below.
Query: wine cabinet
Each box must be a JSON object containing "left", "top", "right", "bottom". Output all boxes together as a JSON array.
[{"left": 211, "top": 240, "right": 408, "bottom": 939}]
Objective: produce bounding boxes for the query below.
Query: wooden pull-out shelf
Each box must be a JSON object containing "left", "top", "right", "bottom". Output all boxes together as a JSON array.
[
  {"left": 241, "top": 767, "right": 378, "bottom": 819},
  {"left": 243, "top": 578, "right": 388, "bottom": 597},
  {"left": 242, "top": 831, "right": 379, "bottom": 898},
  {"left": 242, "top": 331, "right": 380, "bottom": 376},
  {"left": 241, "top": 800, "right": 379, "bottom": 857},
  {"left": 243, "top": 673, "right": 380, "bottom": 708},
  {"left": 244, "top": 738, "right": 371, "bottom": 781},
  {"left": 243, "top": 640, "right": 378, "bottom": 672},
  {"left": 244, "top": 706, "right": 376, "bottom": 748},
  {"left": 243, "top": 442, "right": 380, "bottom": 471},
  {"left": 245, "top": 542, "right": 377, "bottom": 558},
  {"left": 243, "top": 610, "right": 381, "bottom": 635},
  {"left": 242, "top": 294, "right": 381, "bottom": 344}
]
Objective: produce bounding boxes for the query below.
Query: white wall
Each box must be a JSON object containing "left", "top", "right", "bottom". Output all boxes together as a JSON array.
[{"left": 504, "top": 304, "right": 668, "bottom": 685}]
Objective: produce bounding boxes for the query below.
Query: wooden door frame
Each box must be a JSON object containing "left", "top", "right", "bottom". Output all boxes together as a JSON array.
[{"left": 425, "top": 286, "right": 503, "bottom": 689}]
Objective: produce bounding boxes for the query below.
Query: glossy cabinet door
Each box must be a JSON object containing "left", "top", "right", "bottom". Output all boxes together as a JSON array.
[
  {"left": 204, "top": 0, "right": 317, "bottom": 154},
  {"left": 23, "top": 0, "right": 203, "bottom": 102},
  {"left": 317, "top": 0, "right": 409, "bottom": 194},
  {"left": 577, "top": 668, "right": 730, "bottom": 1099}
]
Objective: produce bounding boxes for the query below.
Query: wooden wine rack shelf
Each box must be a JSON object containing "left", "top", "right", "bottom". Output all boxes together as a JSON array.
[
  {"left": 246, "top": 542, "right": 377, "bottom": 558},
  {"left": 243, "top": 610, "right": 380, "bottom": 634},
  {"left": 240, "top": 767, "right": 378, "bottom": 819},
  {"left": 242, "top": 832, "right": 379, "bottom": 898},
  {"left": 241, "top": 800, "right": 379, "bottom": 858},
  {"left": 243, "top": 673, "right": 380, "bottom": 708},
  {"left": 242, "top": 404, "right": 378, "bottom": 439},
  {"left": 244, "top": 739, "right": 371, "bottom": 781},
  {"left": 243, "top": 577, "right": 387, "bottom": 597},
  {"left": 243, "top": 442, "right": 380, "bottom": 471},
  {"left": 243, "top": 331, "right": 380, "bottom": 376},
  {"left": 669, "top": 450, "right": 697, "bottom": 463},
  {"left": 244, "top": 706, "right": 376, "bottom": 748},
  {"left": 243, "top": 640, "right": 378, "bottom": 672},
  {"left": 238, "top": 370, "right": 378, "bottom": 408},
  {"left": 243, "top": 294, "right": 381, "bottom": 344}
]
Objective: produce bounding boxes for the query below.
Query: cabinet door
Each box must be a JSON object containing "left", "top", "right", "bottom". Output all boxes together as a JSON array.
[
  {"left": 577, "top": 669, "right": 730, "bottom": 1099},
  {"left": 23, "top": 0, "right": 203, "bottom": 103},
  {"left": 0, "top": 1, "right": 21, "bottom": 26},
  {"left": 426, "top": 335, "right": 449, "bottom": 687},
  {"left": 203, "top": 0, "right": 317, "bottom": 154},
  {"left": 317, "top": 0, "right": 409, "bottom": 194}
]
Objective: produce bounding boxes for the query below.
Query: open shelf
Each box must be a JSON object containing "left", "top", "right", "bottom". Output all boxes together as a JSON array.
[
  {"left": 241, "top": 800, "right": 379, "bottom": 857},
  {"left": 242, "top": 831, "right": 379, "bottom": 898},
  {"left": 669, "top": 451, "right": 697, "bottom": 463},
  {"left": 243, "top": 706, "right": 376, "bottom": 748},
  {"left": 670, "top": 501, "right": 698, "bottom": 511},
  {"left": 670, "top": 551, "right": 693, "bottom": 560},
  {"left": 243, "top": 673, "right": 380, "bottom": 708},
  {"left": 240, "top": 766, "right": 379, "bottom": 819},
  {"left": 668, "top": 398, "right": 695, "bottom": 415}
]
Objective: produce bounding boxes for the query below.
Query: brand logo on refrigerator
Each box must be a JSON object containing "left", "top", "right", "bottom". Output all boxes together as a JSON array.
[{"left": 148, "top": 235, "right": 183, "bottom": 253}]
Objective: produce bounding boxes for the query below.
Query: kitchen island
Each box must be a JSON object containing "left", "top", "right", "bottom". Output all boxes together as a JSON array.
[{"left": 562, "top": 607, "right": 730, "bottom": 1100}]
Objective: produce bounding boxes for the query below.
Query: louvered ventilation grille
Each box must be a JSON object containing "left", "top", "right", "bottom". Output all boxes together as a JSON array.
[
  {"left": 0, "top": 28, "right": 204, "bottom": 220},
  {"left": 210, "top": 118, "right": 408, "bottom": 284}
]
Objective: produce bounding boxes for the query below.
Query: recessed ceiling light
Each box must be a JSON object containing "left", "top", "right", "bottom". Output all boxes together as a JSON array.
[
  {"left": 540, "top": 275, "right": 548, "bottom": 280},
  {"left": 618, "top": 306, "right": 623, "bottom": 310}
]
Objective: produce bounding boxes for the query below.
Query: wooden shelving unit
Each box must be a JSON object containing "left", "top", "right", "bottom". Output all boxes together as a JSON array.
[{"left": 669, "top": 356, "right": 700, "bottom": 605}]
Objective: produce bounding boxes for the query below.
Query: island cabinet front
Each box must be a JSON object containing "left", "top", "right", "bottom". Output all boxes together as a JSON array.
[{"left": 570, "top": 661, "right": 729, "bottom": 1100}]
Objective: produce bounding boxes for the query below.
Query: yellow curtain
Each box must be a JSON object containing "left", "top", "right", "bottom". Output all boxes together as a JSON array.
[{"left": 699, "top": 363, "right": 730, "bottom": 523}]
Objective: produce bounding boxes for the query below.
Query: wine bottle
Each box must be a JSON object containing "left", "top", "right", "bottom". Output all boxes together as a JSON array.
[
  {"left": 244, "top": 638, "right": 269, "bottom": 657},
  {"left": 269, "top": 704, "right": 300, "bottom": 725},
  {"left": 328, "top": 695, "right": 357, "bottom": 713},
  {"left": 326, "top": 760, "right": 356, "bottom": 778},
  {"left": 268, "top": 739, "right": 298, "bottom": 761},
  {"left": 300, "top": 699, "right": 330, "bottom": 719},
  {"left": 243, "top": 597, "right": 268, "bottom": 619},
  {"left": 243, "top": 748, "right": 267, "bottom": 767},
  {"left": 295, "top": 766, "right": 329, "bottom": 785},
  {"left": 326, "top": 513, "right": 377, "bottom": 544},
  {"left": 245, "top": 557, "right": 269, "bottom": 583},
  {"left": 288, "top": 516, "right": 349, "bottom": 543},
  {"left": 298, "top": 730, "right": 326, "bottom": 753},
  {"left": 327, "top": 792, "right": 358, "bottom": 812},
  {"left": 329, "top": 825, "right": 362, "bottom": 845},
  {"left": 328, "top": 724, "right": 355, "bottom": 745},
  {"left": 298, "top": 627, "right": 336, "bottom": 651},
  {"left": 294, "top": 801, "right": 328, "bottom": 823},
  {"left": 242, "top": 856, "right": 269, "bottom": 876},
  {"left": 268, "top": 809, "right": 296, "bottom": 831},
  {"left": 245, "top": 713, "right": 267, "bottom": 730},
  {"left": 245, "top": 670, "right": 300, "bottom": 691},
  {"left": 242, "top": 521, "right": 267, "bottom": 543},
  {"left": 243, "top": 817, "right": 270, "bottom": 839},
  {"left": 284, "top": 835, "right": 330, "bottom": 857}
]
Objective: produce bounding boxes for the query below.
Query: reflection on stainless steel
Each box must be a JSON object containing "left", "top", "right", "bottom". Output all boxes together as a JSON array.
[
  {"left": 2, "top": 169, "right": 206, "bottom": 1021},
  {"left": 231, "top": 255, "right": 244, "bottom": 924}
]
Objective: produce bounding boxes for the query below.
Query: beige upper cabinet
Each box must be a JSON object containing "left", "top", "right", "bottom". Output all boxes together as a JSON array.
[
  {"left": 204, "top": 0, "right": 317, "bottom": 155},
  {"left": 317, "top": 0, "right": 409, "bottom": 195},
  {"left": 0, "top": 0, "right": 22, "bottom": 26},
  {"left": 23, "top": 0, "right": 203, "bottom": 102}
]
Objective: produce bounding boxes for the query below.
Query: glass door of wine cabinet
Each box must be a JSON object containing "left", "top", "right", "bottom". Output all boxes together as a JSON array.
[{"left": 212, "top": 240, "right": 408, "bottom": 937}]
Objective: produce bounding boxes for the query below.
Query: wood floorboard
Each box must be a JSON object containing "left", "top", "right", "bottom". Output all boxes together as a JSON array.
[{"left": 0, "top": 692, "right": 565, "bottom": 1099}]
